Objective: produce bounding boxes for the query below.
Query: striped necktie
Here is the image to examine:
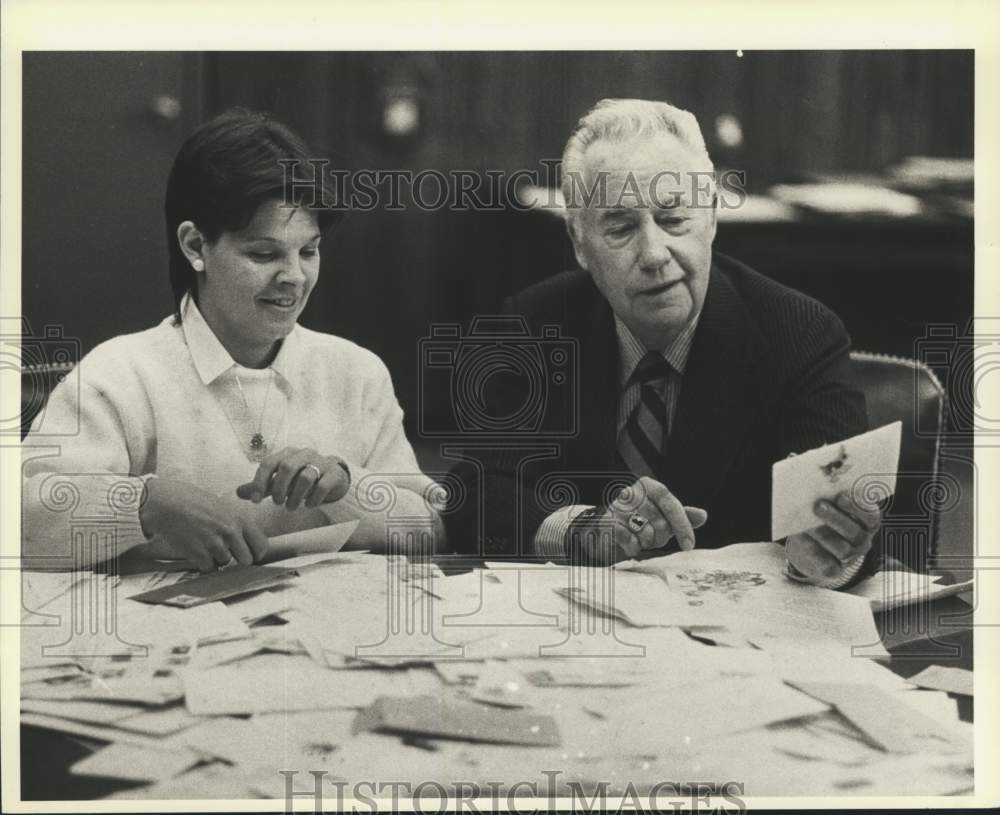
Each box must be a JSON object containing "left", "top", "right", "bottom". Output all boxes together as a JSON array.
[{"left": 618, "top": 352, "right": 672, "bottom": 479}]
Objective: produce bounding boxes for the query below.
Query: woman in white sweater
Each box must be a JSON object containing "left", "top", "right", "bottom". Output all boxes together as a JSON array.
[{"left": 22, "top": 109, "right": 441, "bottom": 571}]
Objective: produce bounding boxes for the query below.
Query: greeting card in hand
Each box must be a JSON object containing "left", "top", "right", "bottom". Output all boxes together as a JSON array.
[{"left": 771, "top": 421, "right": 901, "bottom": 540}]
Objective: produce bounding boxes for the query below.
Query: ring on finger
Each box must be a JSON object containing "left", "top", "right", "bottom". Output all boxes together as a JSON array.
[
  {"left": 300, "top": 463, "right": 323, "bottom": 481},
  {"left": 628, "top": 513, "right": 649, "bottom": 533}
]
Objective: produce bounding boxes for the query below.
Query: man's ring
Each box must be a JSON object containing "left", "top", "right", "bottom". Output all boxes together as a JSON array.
[
  {"left": 301, "top": 464, "right": 323, "bottom": 480},
  {"left": 628, "top": 513, "right": 648, "bottom": 533}
]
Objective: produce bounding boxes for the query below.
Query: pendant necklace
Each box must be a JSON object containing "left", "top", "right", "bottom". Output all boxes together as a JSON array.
[{"left": 233, "top": 370, "right": 274, "bottom": 462}]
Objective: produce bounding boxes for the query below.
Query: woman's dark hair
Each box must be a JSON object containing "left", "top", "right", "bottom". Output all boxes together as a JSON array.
[{"left": 165, "top": 108, "right": 341, "bottom": 322}]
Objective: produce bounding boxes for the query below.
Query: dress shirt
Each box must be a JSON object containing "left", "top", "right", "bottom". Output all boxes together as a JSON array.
[{"left": 532, "top": 314, "right": 698, "bottom": 557}]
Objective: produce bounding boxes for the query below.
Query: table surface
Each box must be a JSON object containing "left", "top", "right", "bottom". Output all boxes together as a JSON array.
[{"left": 18, "top": 552, "right": 976, "bottom": 801}]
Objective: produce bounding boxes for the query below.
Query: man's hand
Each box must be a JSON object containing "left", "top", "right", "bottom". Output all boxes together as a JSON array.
[
  {"left": 236, "top": 447, "right": 351, "bottom": 510},
  {"left": 139, "top": 478, "right": 269, "bottom": 573},
  {"left": 567, "top": 476, "right": 708, "bottom": 565},
  {"left": 785, "top": 490, "right": 881, "bottom": 584}
]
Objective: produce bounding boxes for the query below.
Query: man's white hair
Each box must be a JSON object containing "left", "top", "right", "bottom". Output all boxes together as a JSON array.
[{"left": 561, "top": 98, "right": 714, "bottom": 217}]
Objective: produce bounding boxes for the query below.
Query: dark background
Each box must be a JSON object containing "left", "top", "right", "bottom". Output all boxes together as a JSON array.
[{"left": 21, "top": 50, "right": 974, "bottom": 439}]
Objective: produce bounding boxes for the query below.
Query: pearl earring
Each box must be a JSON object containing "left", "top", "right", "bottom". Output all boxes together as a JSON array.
[{"left": 192, "top": 259, "right": 204, "bottom": 272}]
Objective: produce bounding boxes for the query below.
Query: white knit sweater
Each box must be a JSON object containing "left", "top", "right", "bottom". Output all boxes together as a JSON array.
[{"left": 21, "top": 297, "right": 439, "bottom": 568}]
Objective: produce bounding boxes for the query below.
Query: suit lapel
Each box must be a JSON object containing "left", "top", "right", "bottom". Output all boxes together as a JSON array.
[{"left": 660, "top": 263, "right": 766, "bottom": 506}]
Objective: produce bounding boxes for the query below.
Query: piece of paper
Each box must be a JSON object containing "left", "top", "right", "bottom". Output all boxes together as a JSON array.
[
  {"left": 580, "top": 568, "right": 729, "bottom": 628},
  {"left": 188, "top": 636, "right": 266, "bottom": 669},
  {"left": 809, "top": 753, "right": 973, "bottom": 796},
  {"left": 612, "top": 545, "right": 887, "bottom": 651},
  {"left": 364, "top": 694, "right": 561, "bottom": 746},
  {"left": 104, "top": 763, "right": 262, "bottom": 800},
  {"left": 114, "top": 704, "right": 201, "bottom": 736},
  {"left": 70, "top": 742, "right": 201, "bottom": 782},
  {"left": 21, "top": 697, "right": 148, "bottom": 724},
  {"left": 469, "top": 660, "right": 537, "bottom": 708},
  {"left": 21, "top": 663, "right": 85, "bottom": 684},
  {"left": 262, "top": 519, "right": 360, "bottom": 565},
  {"left": 907, "top": 665, "right": 974, "bottom": 696},
  {"left": 434, "top": 660, "right": 484, "bottom": 686},
  {"left": 174, "top": 710, "right": 356, "bottom": 769},
  {"left": 772, "top": 421, "right": 902, "bottom": 540},
  {"left": 116, "top": 599, "right": 251, "bottom": 646},
  {"left": 22, "top": 672, "right": 184, "bottom": 706},
  {"left": 587, "top": 676, "right": 828, "bottom": 756},
  {"left": 771, "top": 717, "right": 884, "bottom": 766},
  {"left": 21, "top": 712, "right": 165, "bottom": 750},
  {"left": 172, "top": 716, "right": 264, "bottom": 763},
  {"left": 223, "top": 585, "right": 296, "bottom": 622},
  {"left": 893, "top": 688, "right": 967, "bottom": 729},
  {"left": 181, "top": 654, "right": 428, "bottom": 715},
  {"left": 619, "top": 541, "right": 790, "bottom": 579},
  {"left": 755, "top": 639, "right": 910, "bottom": 692},
  {"left": 128, "top": 565, "right": 297, "bottom": 607},
  {"left": 846, "top": 571, "right": 974, "bottom": 613},
  {"left": 514, "top": 658, "right": 640, "bottom": 688},
  {"left": 790, "top": 681, "right": 971, "bottom": 754}
]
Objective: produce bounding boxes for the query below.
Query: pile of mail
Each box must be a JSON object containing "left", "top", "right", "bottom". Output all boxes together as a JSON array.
[{"left": 19, "top": 531, "right": 974, "bottom": 800}]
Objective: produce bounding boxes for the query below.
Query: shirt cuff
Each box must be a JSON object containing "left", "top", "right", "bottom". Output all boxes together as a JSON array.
[
  {"left": 533, "top": 505, "right": 594, "bottom": 560},
  {"left": 784, "top": 550, "right": 867, "bottom": 590}
]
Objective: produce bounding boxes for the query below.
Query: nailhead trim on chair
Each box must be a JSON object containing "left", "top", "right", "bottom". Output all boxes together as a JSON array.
[{"left": 850, "top": 350, "right": 947, "bottom": 565}]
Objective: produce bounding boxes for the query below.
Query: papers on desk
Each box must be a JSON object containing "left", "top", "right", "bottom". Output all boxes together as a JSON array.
[
  {"left": 790, "top": 681, "right": 971, "bottom": 755},
  {"left": 20, "top": 540, "right": 974, "bottom": 796},
  {"left": 614, "top": 542, "right": 886, "bottom": 652},
  {"left": 181, "top": 654, "right": 437, "bottom": 715},
  {"left": 846, "top": 570, "right": 975, "bottom": 613},
  {"left": 772, "top": 421, "right": 902, "bottom": 540},
  {"left": 70, "top": 742, "right": 201, "bottom": 783},
  {"left": 129, "top": 520, "right": 361, "bottom": 604},
  {"left": 128, "top": 565, "right": 298, "bottom": 608},
  {"left": 907, "top": 665, "right": 974, "bottom": 697}
]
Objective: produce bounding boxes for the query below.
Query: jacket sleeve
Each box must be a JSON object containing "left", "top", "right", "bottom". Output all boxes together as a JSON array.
[{"left": 777, "top": 308, "right": 868, "bottom": 458}]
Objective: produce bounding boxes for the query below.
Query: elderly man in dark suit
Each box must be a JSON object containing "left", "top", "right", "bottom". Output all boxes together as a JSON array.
[{"left": 445, "top": 98, "right": 879, "bottom": 589}]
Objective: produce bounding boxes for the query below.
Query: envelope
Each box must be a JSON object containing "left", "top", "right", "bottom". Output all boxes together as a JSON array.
[
  {"left": 771, "top": 421, "right": 901, "bottom": 540},
  {"left": 362, "top": 694, "right": 561, "bottom": 746},
  {"left": 127, "top": 565, "right": 296, "bottom": 608},
  {"left": 262, "top": 519, "right": 360, "bottom": 565}
]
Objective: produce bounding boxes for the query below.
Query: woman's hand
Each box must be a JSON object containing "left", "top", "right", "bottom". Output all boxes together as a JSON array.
[
  {"left": 235, "top": 446, "right": 351, "bottom": 510},
  {"left": 139, "top": 478, "right": 269, "bottom": 573}
]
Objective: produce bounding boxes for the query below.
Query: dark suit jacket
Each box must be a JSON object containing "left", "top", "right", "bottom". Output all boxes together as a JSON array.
[{"left": 443, "top": 252, "right": 869, "bottom": 560}]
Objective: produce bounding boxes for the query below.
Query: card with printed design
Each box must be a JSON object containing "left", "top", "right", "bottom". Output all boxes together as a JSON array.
[{"left": 771, "top": 421, "right": 902, "bottom": 540}]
